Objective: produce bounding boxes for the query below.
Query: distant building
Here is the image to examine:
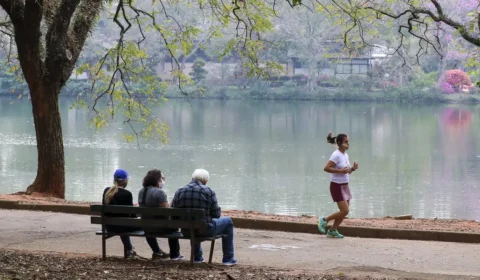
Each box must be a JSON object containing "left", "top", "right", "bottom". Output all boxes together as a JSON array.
[{"left": 288, "top": 42, "right": 392, "bottom": 78}]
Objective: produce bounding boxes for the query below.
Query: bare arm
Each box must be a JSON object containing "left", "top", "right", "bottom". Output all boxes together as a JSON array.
[
  {"left": 324, "top": 160, "right": 349, "bottom": 174},
  {"left": 159, "top": 202, "right": 169, "bottom": 208},
  {"left": 348, "top": 162, "right": 359, "bottom": 174},
  {"left": 158, "top": 190, "right": 170, "bottom": 208}
]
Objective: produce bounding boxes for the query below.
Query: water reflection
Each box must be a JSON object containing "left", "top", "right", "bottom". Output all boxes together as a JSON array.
[
  {"left": 431, "top": 107, "right": 478, "bottom": 219},
  {"left": 0, "top": 97, "right": 479, "bottom": 220}
]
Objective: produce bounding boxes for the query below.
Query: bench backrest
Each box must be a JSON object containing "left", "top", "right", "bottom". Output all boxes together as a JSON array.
[{"left": 90, "top": 204, "right": 208, "bottom": 231}]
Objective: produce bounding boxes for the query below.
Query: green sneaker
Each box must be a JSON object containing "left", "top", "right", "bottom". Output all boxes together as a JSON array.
[
  {"left": 326, "top": 229, "right": 344, "bottom": 238},
  {"left": 317, "top": 217, "right": 327, "bottom": 234}
]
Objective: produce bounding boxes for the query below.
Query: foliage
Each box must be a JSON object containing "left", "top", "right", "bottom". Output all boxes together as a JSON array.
[
  {"left": 440, "top": 81, "right": 456, "bottom": 94},
  {"left": 72, "top": 40, "right": 169, "bottom": 143},
  {"left": 4, "top": 0, "right": 480, "bottom": 198},
  {"left": 196, "top": 84, "right": 452, "bottom": 104},
  {"left": 191, "top": 59, "right": 208, "bottom": 83},
  {"left": 267, "top": 75, "right": 308, "bottom": 87},
  {"left": 440, "top": 70, "right": 472, "bottom": 94},
  {"left": 412, "top": 71, "right": 438, "bottom": 89},
  {"left": 314, "top": 0, "right": 480, "bottom": 81}
]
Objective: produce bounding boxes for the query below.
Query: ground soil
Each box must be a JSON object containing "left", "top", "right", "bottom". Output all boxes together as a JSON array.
[
  {"left": 0, "top": 249, "right": 361, "bottom": 280},
  {"left": 0, "top": 249, "right": 475, "bottom": 280},
  {"left": 2, "top": 194, "right": 480, "bottom": 233}
]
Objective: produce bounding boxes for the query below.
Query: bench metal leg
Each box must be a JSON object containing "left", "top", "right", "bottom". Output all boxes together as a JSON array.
[
  {"left": 189, "top": 228, "right": 196, "bottom": 265},
  {"left": 102, "top": 235, "right": 107, "bottom": 261},
  {"left": 123, "top": 245, "right": 127, "bottom": 259},
  {"left": 208, "top": 240, "right": 215, "bottom": 264},
  {"left": 189, "top": 238, "right": 195, "bottom": 264}
]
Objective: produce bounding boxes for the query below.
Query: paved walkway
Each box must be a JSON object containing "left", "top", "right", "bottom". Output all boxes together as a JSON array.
[{"left": 0, "top": 210, "right": 479, "bottom": 279}]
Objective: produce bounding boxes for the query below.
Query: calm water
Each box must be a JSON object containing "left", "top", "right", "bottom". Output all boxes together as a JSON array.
[{"left": 1, "top": 97, "right": 480, "bottom": 220}]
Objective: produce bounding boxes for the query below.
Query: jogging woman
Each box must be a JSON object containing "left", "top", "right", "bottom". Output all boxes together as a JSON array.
[{"left": 318, "top": 133, "right": 359, "bottom": 238}]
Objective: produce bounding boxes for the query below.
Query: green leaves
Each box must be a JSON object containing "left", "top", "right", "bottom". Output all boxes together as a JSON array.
[{"left": 75, "top": 33, "right": 169, "bottom": 143}]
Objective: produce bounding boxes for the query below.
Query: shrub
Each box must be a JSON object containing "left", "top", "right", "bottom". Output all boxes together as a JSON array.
[
  {"left": 440, "top": 69, "right": 472, "bottom": 93},
  {"left": 191, "top": 59, "right": 208, "bottom": 83}
]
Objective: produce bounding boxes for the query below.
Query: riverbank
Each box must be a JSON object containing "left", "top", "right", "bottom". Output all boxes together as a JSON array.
[
  {"left": 164, "top": 86, "right": 480, "bottom": 104},
  {"left": 2, "top": 194, "right": 480, "bottom": 234},
  {"left": 4, "top": 85, "right": 480, "bottom": 104}
]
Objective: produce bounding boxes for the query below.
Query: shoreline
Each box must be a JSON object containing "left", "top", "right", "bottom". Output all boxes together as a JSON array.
[
  {"left": 2, "top": 88, "right": 480, "bottom": 104},
  {"left": 2, "top": 194, "right": 480, "bottom": 235}
]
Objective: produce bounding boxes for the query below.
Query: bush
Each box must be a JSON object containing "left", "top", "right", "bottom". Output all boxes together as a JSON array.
[
  {"left": 342, "top": 76, "right": 374, "bottom": 89},
  {"left": 190, "top": 59, "right": 208, "bottom": 83},
  {"left": 440, "top": 69, "right": 472, "bottom": 93},
  {"left": 412, "top": 71, "right": 437, "bottom": 89},
  {"left": 318, "top": 77, "right": 341, "bottom": 87}
]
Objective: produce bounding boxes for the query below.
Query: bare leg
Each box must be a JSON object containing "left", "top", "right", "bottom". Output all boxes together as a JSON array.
[
  {"left": 345, "top": 200, "right": 350, "bottom": 218},
  {"left": 326, "top": 201, "right": 349, "bottom": 230}
]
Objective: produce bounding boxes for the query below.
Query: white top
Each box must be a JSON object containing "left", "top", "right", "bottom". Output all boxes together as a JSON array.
[{"left": 329, "top": 149, "right": 350, "bottom": 184}]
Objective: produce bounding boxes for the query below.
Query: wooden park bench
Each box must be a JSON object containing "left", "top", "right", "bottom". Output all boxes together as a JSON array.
[{"left": 90, "top": 205, "right": 225, "bottom": 264}]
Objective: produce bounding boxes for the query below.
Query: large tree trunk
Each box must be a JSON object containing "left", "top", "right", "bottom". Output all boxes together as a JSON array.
[
  {"left": 0, "top": 0, "right": 103, "bottom": 199},
  {"left": 26, "top": 82, "right": 65, "bottom": 198}
]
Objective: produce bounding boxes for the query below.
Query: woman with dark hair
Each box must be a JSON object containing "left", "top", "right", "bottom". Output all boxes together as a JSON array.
[
  {"left": 102, "top": 169, "right": 161, "bottom": 258},
  {"left": 138, "top": 169, "right": 183, "bottom": 261},
  {"left": 317, "top": 132, "right": 359, "bottom": 238}
]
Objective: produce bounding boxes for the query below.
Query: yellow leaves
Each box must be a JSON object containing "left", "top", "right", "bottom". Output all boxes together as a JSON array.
[
  {"left": 91, "top": 114, "right": 108, "bottom": 130},
  {"left": 120, "top": 118, "right": 169, "bottom": 144},
  {"left": 70, "top": 99, "right": 87, "bottom": 110},
  {"left": 139, "top": 119, "right": 169, "bottom": 143},
  {"left": 315, "top": 4, "right": 326, "bottom": 13},
  {"left": 122, "top": 133, "right": 135, "bottom": 143},
  {"left": 76, "top": 26, "right": 171, "bottom": 145},
  {"left": 76, "top": 63, "right": 90, "bottom": 75}
]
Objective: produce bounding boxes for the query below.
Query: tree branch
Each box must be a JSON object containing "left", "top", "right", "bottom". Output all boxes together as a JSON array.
[
  {"left": 430, "top": 0, "right": 444, "bottom": 17},
  {"left": 366, "top": 3, "right": 480, "bottom": 47},
  {"left": 45, "top": 0, "right": 82, "bottom": 82},
  {"left": 64, "top": 0, "right": 103, "bottom": 87},
  {"left": 0, "top": 0, "right": 24, "bottom": 27},
  {"left": 14, "top": 0, "right": 44, "bottom": 84}
]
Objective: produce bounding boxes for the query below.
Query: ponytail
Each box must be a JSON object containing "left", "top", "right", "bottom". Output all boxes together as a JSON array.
[
  {"left": 326, "top": 132, "right": 336, "bottom": 144},
  {"left": 327, "top": 132, "right": 348, "bottom": 146},
  {"left": 104, "top": 182, "right": 120, "bottom": 205}
]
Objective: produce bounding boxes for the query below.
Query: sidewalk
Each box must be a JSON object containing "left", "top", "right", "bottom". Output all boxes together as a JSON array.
[{"left": 0, "top": 209, "right": 479, "bottom": 279}]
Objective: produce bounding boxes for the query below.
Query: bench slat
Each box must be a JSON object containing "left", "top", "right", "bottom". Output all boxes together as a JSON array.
[
  {"left": 90, "top": 205, "right": 206, "bottom": 218},
  {"left": 96, "top": 230, "right": 182, "bottom": 238},
  {"left": 91, "top": 216, "right": 207, "bottom": 230},
  {"left": 95, "top": 230, "right": 224, "bottom": 241}
]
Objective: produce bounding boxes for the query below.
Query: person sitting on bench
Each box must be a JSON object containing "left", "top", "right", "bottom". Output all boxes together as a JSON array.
[
  {"left": 102, "top": 168, "right": 161, "bottom": 258},
  {"left": 138, "top": 169, "right": 184, "bottom": 261},
  {"left": 171, "top": 168, "right": 237, "bottom": 265}
]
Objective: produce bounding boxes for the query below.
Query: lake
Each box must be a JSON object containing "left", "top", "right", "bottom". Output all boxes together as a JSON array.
[{"left": 1, "top": 97, "right": 479, "bottom": 220}]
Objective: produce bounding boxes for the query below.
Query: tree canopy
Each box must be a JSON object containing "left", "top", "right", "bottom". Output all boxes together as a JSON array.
[{"left": 1, "top": 0, "right": 480, "bottom": 198}]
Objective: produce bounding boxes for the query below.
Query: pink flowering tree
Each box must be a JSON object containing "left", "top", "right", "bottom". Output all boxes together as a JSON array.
[
  {"left": 318, "top": 0, "right": 480, "bottom": 87},
  {"left": 440, "top": 70, "right": 472, "bottom": 94}
]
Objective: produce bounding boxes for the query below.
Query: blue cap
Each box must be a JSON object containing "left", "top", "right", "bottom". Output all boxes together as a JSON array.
[{"left": 113, "top": 169, "right": 129, "bottom": 180}]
